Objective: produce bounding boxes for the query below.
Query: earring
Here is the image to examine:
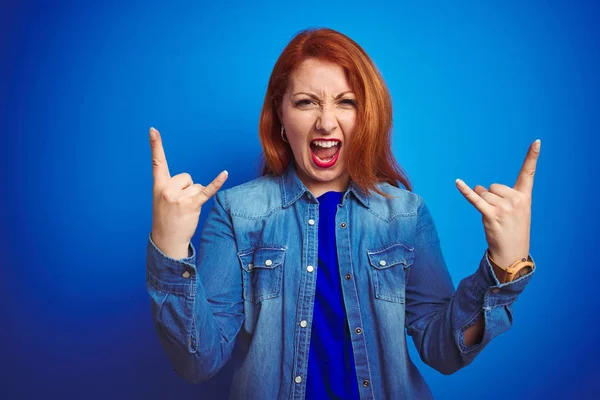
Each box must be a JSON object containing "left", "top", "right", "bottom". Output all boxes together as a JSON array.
[{"left": 281, "top": 125, "right": 289, "bottom": 143}]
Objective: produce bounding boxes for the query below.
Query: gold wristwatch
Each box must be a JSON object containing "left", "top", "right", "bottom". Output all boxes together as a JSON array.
[{"left": 487, "top": 251, "right": 535, "bottom": 284}]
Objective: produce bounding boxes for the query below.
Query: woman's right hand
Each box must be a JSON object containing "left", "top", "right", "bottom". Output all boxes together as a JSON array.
[{"left": 149, "top": 127, "right": 229, "bottom": 259}]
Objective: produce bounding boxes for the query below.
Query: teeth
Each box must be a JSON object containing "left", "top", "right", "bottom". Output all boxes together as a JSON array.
[{"left": 312, "top": 140, "right": 339, "bottom": 148}]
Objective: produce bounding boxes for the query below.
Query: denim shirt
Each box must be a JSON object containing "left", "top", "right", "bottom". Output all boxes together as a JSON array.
[{"left": 146, "top": 160, "right": 536, "bottom": 399}]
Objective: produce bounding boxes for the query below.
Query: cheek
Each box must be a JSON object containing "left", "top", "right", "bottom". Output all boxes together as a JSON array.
[
  {"left": 285, "top": 127, "right": 309, "bottom": 155},
  {"left": 339, "top": 113, "right": 357, "bottom": 138},
  {"left": 286, "top": 110, "right": 314, "bottom": 130},
  {"left": 284, "top": 113, "right": 312, "bottom": 146}
]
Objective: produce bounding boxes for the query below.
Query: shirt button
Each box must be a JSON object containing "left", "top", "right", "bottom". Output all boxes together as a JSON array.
[
  {"left": 340, "top": 222, "right": 347, "bottom": 228},
  {"left": 363, "top": 380, "right": 370, "bottom": 387},
  {"left": 345, "top": 273, "right": 352, "bottom": 280},
  {"left": 265, "top": 259, "right": 273, "bottom": 266},
  {"left": 308, "top": 219, "right": 315, "bottom": 225},
  {"left": 182, "top": 270, "right": 191, "bottom": 279},
  {"left": 248, "top": 263, "right": 254, "bottom": 270},
  {"left": 300, "top": 320, "right": 308, "bottom": 328},
  {"left": 491, "top": 288, "right": 500, "bottom": 294},
  {"left": 355, "top": 327, "right": 362, "bottom": 334},
  {"left": 307, "top": 265, "right": 314, "bottom": 273},
  {"left": 379, "top": 260, "right": 387, "bottom": 266},
  {"left": 295, "top": 376, "right": 302, "bottom": 384}
]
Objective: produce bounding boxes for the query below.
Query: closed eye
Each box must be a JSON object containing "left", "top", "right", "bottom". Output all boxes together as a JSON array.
[
  {"left": 294, "top": 98, "right": 356, "bottom": 107},
  {"left": 295, "top": 99, "right": 314, "bottom": 106}
]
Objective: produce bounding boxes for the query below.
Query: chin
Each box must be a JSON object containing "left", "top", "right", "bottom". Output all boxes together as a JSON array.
[
  {"left": 309, "top": 165, "right": 345, "bottom": 181},
  {"left": 296, "top": 154, "right": 346, "bottom": 183}
]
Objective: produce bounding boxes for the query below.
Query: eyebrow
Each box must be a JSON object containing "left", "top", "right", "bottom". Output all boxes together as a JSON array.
[{"left": 292, "top": 91, "right": 354, "bottom": 100}]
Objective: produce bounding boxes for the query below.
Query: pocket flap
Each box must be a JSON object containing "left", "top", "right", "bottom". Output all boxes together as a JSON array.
[
  {"left": 367, "top": 243, "right": 414, "bottom": 269},
  {"left": 238, "top": 247, "right": 286, "bottom": 272}
]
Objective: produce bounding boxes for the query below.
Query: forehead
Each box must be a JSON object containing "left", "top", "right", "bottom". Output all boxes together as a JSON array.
[{"left": 288, "top": 58, "right": 351, "bottom": 94}]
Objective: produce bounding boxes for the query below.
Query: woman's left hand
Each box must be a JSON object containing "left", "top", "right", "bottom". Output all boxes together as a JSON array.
[{"left": 455, "top": 139, "right": 541, "bottom": 269}]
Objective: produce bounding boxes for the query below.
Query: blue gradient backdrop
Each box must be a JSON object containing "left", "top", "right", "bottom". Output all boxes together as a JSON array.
[{"left": 2, "top": 1, "right": 599, "bottom": 399}]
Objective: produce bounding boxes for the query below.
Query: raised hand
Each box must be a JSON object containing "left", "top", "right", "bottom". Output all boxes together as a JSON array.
[
  {"left": 149, "top": 127, "right": 228, "bottom": 259},
  {"left": 455, "top": 139, "right": 541, "bottom": 269}
]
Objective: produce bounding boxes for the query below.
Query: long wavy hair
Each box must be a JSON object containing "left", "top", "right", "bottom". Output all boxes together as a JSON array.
[{"left": 257, "top": 27, "right": 412, "bottom": 197}]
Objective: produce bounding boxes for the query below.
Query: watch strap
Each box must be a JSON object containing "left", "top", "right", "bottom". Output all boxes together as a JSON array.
[{"left": 488, "top": 251, "right": 535, "bottom": 284}]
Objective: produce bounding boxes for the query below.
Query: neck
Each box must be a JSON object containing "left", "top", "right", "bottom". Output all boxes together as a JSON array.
[{"left": 296, "top": 168, "right": 350, "bottom": 198}]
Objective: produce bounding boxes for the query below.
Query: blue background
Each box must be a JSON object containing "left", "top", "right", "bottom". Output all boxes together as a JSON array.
[{"left": 2, "top": 0, "right": 599, "bottom": 398}]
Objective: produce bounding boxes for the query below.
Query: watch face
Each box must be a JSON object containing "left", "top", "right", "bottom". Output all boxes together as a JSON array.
[{"left": 515, "top": 266, "right": 533, "bottom": 279}]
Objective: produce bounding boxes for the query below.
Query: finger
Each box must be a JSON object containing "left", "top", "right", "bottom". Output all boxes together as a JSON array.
[
  {"left": 455, "top": 179, "right": 494, "bottom": 216},
  {"left": 170, "top": 173, "right": 194, "bottom": 190},
  {"left": 474, "top": 184, "right": 503, "bottom": 206},
  {"left": 487, "top": 183, "right": 514, "bottom": 198},
  {"left": 191, "top": 170, "right": 229, "bottom": 205},
  {"left": 161, "top": 174, "right": 193, "bottom": 201},
  {"left": 181, "top": 183, "right": 204, "bottom": 199},
  {"left": 473, "top": 185, "right": 488, "bottom": 197},
  {"left": 150, "top": 127, "right": 171, "bottom": 188},
  {"left": 476, "top": 186, "right": 502, "bottom": 206},
  {"left": 514, "top": 139, "right": 541, "bottom": 194}
]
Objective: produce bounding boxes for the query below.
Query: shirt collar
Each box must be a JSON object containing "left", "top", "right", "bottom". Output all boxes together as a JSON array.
[{"left": 280, "top": 158, "right": 371, "bottom": 209}]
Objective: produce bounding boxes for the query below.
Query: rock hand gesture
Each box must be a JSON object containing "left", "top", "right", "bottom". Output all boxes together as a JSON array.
[
  {"left": 455, "top": 139, "right": 541, "bottom": 269},
  {"left": 149, "top": 127, "right": 229, "bottom": 259}
]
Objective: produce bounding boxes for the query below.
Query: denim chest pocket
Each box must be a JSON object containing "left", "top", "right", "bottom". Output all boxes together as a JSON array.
[
  {"left": 367, "top": 242, "right": 414, "bottom": 303},
  {"left": 238, "top": 247, "right": 286, "bottom": 304}
]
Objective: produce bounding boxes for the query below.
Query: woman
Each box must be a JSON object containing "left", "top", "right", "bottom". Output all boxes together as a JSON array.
[{"left": 146, "top": 28, "right": 539, "bottom": 399}]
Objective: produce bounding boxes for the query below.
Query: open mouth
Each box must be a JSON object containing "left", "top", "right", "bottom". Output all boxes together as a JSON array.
[{"left": 309, "top": 139, "right": 342, "bottom": 168}]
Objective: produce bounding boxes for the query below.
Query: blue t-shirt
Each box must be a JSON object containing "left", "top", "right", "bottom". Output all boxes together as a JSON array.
[{"left": 306, "top": 191, "right": 360, "bottom": 399}]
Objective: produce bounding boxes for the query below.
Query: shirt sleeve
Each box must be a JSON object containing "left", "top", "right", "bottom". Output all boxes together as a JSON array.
[
  {"left": 404, "top": 197, "right": 536, "bottom": 375},
  {"left": 146, "top": 190, "right": 244, "bottom": 383}
]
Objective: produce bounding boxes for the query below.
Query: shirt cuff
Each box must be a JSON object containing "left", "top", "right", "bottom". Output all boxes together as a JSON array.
[
  {"left": 469, "top": 249, "right": 536, "bottom": 307},
  {"left": 146, "top": 232, "right": 197, "bottom": 289}
]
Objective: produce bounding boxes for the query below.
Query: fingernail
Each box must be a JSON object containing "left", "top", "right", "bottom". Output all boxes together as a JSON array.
[
  {"left": 221, "top": 170, "right": 229, "bottom": 179},
  {"left": 534, "top": 139, "right": 541, "bottom": 151},
  {"left": 149, "top": 127, "right": 156, "bottom": 139},
  {"left": 455, "top": 178, "right": 463, "bottom": 186}
]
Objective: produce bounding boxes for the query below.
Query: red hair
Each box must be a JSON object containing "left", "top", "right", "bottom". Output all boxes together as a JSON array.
[{"left": 257, "top": 27, "right": 412, "bottom": 197}]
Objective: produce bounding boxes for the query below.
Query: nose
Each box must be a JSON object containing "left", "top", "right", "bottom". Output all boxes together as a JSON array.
[{"left": 315, "top": 108, "right": 338, "bottom": 134}]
